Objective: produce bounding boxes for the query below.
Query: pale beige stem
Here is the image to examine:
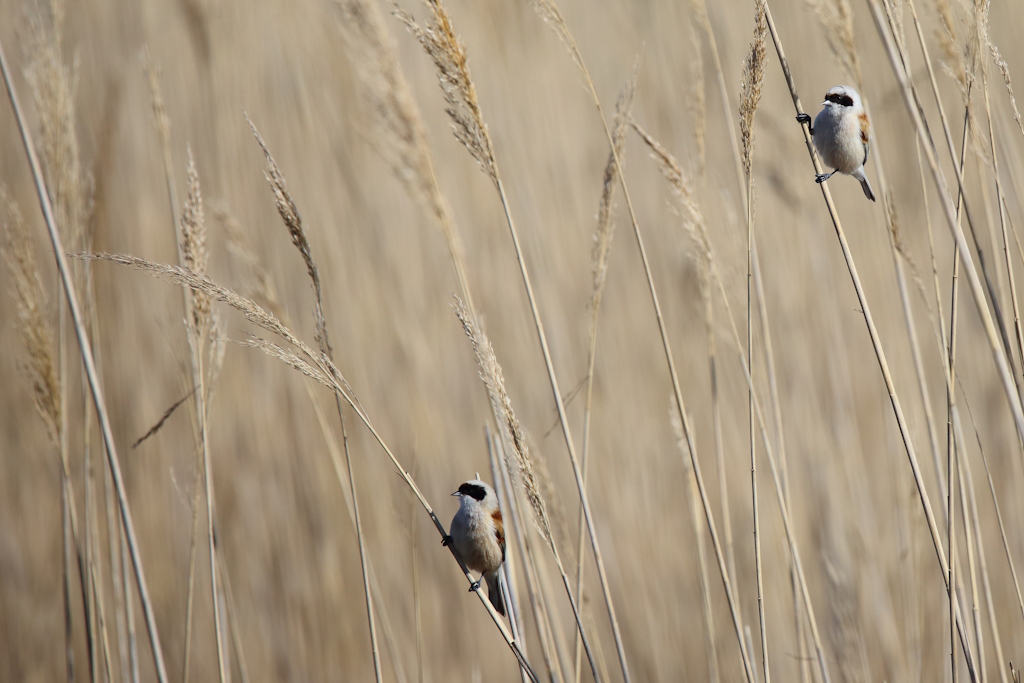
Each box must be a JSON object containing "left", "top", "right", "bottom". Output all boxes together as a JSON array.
[
  {"left": 0, "top": 38, "right": 169, "bottom": 683},
  {"left": 769, "top": 2, "right": 979, "bottom": 675}
]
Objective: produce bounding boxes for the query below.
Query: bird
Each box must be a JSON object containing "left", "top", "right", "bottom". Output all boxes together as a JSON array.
[
  {"left": 445, "top": 479, "right": 506, "bottom": 616},
  {"left": 796, "top": 85, "right": 876, "bottom": 201}
]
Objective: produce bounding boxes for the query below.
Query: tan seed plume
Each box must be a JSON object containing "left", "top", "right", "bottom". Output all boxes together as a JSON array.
[
  {"left": 591, "top": 68, "right": 637, "bottom": 324},
  {"left": 1, "top": 190, "right": 61, "bottom": 447},
  {"left": 181, "top": 148, "right": 211, "bottom": 338},
  {"left": 396, "top": 0, "right": 497, "bottom": 184},
  {"left": 453, "top": 299, "right": 554, "bottom": 550},
  {"left": 739, "top": 0, "right": 768, "bottom": 180}
]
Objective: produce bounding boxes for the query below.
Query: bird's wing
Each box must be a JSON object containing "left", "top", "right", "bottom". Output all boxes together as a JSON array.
[
  {"left": 859, "top": 112, "right": 871, "bottom": 166},
  {"left": 492, "top": 510, "right": 506, "bottom": 562}
]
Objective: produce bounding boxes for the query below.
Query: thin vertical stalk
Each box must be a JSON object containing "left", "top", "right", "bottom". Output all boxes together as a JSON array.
[
  {"left": 61, "top": 472, "right": 75, "bottom": 683},
  {"left": 519, "top": 8, "right": 752, "bottom": 676},
  {"left": 746, "top": 166, "right": 769, "bottom": 683},
  {"left": 769, "top": 4, "right": 978, "bottom": 675},
  {"left": 956, "top": 453, "right": 984, "bottom": 683},
  {"left": 486, "top": 430, "right": 532, "bottom": 683},
  {"left": 0, "top": 38, "right": 169, "bottom": 683},
  {"left": 960, "top": 427, "right": 1007, "bottom": 683},
  {"left": 339, "top": 403, "right": 382, "bottom": 683},
  {"left": 868, "top": 0, "right": 1024, "bottom": 445}
]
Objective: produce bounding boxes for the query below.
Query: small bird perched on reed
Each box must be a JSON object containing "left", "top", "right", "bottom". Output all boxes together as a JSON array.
[
  {"left": 796, "top": 85, "right": 876, "bottom": 201},
  {"left": 445, "top": 479, "right": 506, "bottom": 615}
]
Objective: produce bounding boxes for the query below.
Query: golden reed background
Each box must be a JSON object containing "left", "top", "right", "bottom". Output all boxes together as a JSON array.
[{"left": 2, "top": 0, "right": 1024, "bottom": 680}]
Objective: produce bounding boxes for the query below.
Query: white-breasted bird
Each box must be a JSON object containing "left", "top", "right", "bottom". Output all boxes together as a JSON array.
[
  {"left": 796, "top": 85, "right": 876, "bottom": 201},
  {"left": 445, "top": 479, "right": 506, "bottom": 616}
]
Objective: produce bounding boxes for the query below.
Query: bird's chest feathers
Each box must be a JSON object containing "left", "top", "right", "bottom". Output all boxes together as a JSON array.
[
  {"left": 814, "top": 107, "right": 864, "bottom": 172},
  {"left": 452, "top": 505, "right": 503, "bottom": 572}
]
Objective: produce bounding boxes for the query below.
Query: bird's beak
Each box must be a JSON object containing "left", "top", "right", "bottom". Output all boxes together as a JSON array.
[
  {"left": 821, "top": 100, "right": 828, "bottom": 106},
  {"left": 451, "top": 491, "right": 460, "bottom": 497}
]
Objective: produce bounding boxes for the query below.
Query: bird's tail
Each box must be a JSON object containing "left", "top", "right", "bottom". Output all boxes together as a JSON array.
[
  {"left": 856, "top": 170, "right": 876, "bottom": 202},
  {"left": 486, "top": 571, "right": 506, "bottom": 616}
]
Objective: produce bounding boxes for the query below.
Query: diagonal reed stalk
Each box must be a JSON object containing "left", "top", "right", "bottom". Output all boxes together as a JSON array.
[
  {"left": 866, "top": 0, "right": 1024, "bottom": 445},
  {"left": 764, "top": 1, "right": 980, "bottom": 675},
  {"left": 572, "top": 68, "right": 635, "bottom": 683},
  {"left": 336, "top": 7, "right": 547, "bottom": 672},
  {"left": 0, "top": 36, "right": 170, "bottom": 683},
  {"left": 630, "top": 120, "right": 833, "bottom": 683},
  {"left": 524, "top": 2, "right": 755, "bottom": 679},
  {"left": 398, "top": 2, "right": 609, "bottom": 678},
  {"left": 223, "top": 208, "right": 411, "bottom": 683},
  {"left": 454, "top": 302, "right": 599, "bottom": 682},
  {"left": 141, "top": 58, "right": 221, "bottom": 683},
  {"left": 247, "top": 117, "right": 383, "bottom": 682},
  {"left": 77, "top": 251, "right": 540, "bottom": 682}
]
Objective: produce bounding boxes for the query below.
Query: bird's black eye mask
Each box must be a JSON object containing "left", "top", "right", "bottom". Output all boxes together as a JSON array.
[
  {"left": 459, "top": 483, "right": 487, "bottom": 501},
  {"left": 826, "top": 92, "right": 854, "bottom": 107}
]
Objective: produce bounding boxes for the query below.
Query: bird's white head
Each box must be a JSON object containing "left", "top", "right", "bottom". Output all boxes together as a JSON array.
[
  {"left": 452, "top": 479, "right": 498, "bottom": 512},
  {"left": 822, "top": 85, "right": 863, "bottom": 112}
]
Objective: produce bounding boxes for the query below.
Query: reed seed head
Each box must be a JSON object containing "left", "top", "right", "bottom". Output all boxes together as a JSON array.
[
  {"left": 396, "top": 0, "right": 497, "bottom": 183},
  {"left": 739, "top": 0, "right": 768, "bottom": 181}
]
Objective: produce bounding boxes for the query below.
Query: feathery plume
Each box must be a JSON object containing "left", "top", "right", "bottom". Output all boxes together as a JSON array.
[
  {"left": 1, "top": 190, "right": 61, "bottom": 446},
  {"left": 591, "top": 69, "right": 637, "bottom": 323},
  {"left": 180, "top": 149, "right": 211, "bottom": 337},
  {"left": 453, "top": 299, "right": 554, "bottom": 550},
  {"left": 739, "top": 0, "right": 768, "bottom": 180},
  {"left": 396, "top": 0, "right": 497, "bottom": 183}
]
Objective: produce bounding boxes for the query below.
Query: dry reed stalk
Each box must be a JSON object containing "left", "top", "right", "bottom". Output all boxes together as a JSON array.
[
  {"left": 739, "top": 2, "right": 770, "bottom": 679},
  {"left": 140, "top": 60, "right": 214, "bottom": 683},
  {"left": 24, "top": 9, "right": 103, "bottom": 679},
  {"left": 337, "top": 7, "right": 544, "bottom": 661},
  {"left": 523, "top": 1, "right": 763, "bottom": 678},
  {"left": 485, "top": 428, "right": 534, "bottom": 683},
  {"left": 1, "top": 187, "right": 78, "bottom": 682},
  {"left": 898, "top": 0, "right": 1022, "bottom": 394},
  {"left": 776, "top": 0, "right": 987, "bottom": 673},
  {"left": 969, "top": 9, "right": 1022, "bottom": 678},
  {"left": 955, "top": 448, "right": 985, "bottom": 683},
  {"left": 180, "top": 150, "right": 227, "bottom": 683},
  {"left": 491, "top": 428, "right": 562, "bottom": 683},
  {"left": 0, "top": 37, "right": 170, "bottom": 683},
  {"left": 972, "top": 407, "right": 1024, "bottom": 629},
  {"left": 630, "top": 120, "right": 835, "bottom": 683},
  {"left": 572, "top": 69, "right": 635, "bottom": 683},
  {"left": 973, "top": 5, "right": 1024, "bottom": 413},
  {"left": 695, "top": 2, "right": 811, "bottom": 675},
  {"left": 453, "top": 300, "right": 598, "bottom": 682},
  {"left": 399, "top": 2, "right": 622, "bottom": 678},
  {"left": 670, "top": 398, "right": 719, "bottom": 682},
  {"left": 75, "top": 251, "right": 539, "bottom": 680},
  {"left": 823, "top": 0, "right": 952, "bottom": 543},
  {"left": 853, "top": 6, "right": 984, "bottom": 675},
  {"left": 306, "top": 389, "right": 410, "bottom": 683},
  {"left": 626, "top": 119, "right": 754, "bottom": 682},
  {"left": 246, "top": 117, "right": 382, "bottom": 682},
  {"left": 688, "top": 0, "right": 742, "bottom": 617},
  {"left": 218, "top": 557, "right": 251, "bottom": 683},
  {"left": 102, "top": 450, "right": 130, "bottom": 683}
]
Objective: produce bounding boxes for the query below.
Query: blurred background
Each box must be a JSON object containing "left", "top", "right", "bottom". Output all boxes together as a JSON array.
[{"left": 2, "top": 0, "right": 1024, "bottom": 680}]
